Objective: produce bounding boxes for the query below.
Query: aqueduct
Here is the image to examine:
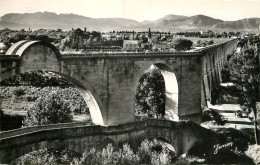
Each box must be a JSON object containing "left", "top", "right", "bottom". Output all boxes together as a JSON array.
[
  {"left": 1, "top": 39, "right": 237, "bottom": 125},
  {"left": 0, "top": 39, "right": 237, "bottom": 163}
]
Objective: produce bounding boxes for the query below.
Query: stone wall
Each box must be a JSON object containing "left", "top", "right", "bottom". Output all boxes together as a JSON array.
[
  {"left": 201, "top": 39, "right": 237, "bottom": 106},
  {"left": 0, "top": 119, "right": 210, "bottom": 164}
]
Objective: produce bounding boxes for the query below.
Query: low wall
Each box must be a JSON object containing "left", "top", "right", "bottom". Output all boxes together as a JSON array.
[{"left": 0, "top": 119, "right": 212, "bottom": 164}]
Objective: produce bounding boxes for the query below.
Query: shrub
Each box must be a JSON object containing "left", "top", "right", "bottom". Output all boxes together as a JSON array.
[
  {"left": 75, "top": 143, "right": 140, "bottom": 165},
  {"left": 25, "top": 95, "right": 38, "bottom": 101},
  {"left": 119, "top": 143, "right": 140, "bottom": 165},
  {"left": 173, "top": 38, "right": 193, "bottom": 51},
  {"left": 245, "top": 144, "right": 260, "bottom": 164},
  {"left": 12, "top": 140, "right": 174, "bottom": 165},
  {"left": 208, "top": 40, "right": 214, "bottom": 45},
  {"left": 11, "top": 149, "right": 80, "bottom": 165},
  {"left": 13, "top": 87, "right": 26, "bottom": 97},
  {"left": 151, "top": 149, "right": 171, "bottom": 165},
  {"left": 137, "top": 139, "right": 175, "bottom": 164},
  {"left": 23, "top": 91, "right": 73, "bottom": 126}
]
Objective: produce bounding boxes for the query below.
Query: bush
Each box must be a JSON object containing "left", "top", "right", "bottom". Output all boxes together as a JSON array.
[
  {"left": 0, "top": 71, "right": 71, "bottom": 86},
  {"left": 11, "top": 149, "right": 80, "bottom": 165},
  {"left": 23, "top": 91, "right": 73, "bottom": 126},
  {"left": 173, "top": 38, "right": 193, "bottom": 51},
  {"left": 25, "top": 95, "right": 38, "bottom": 101},
  {"left": 245, "top": 144, "right": 260, "bottom": 164},
  {"left": 208, "top": 40, "right": 214, "bottom": 45},
  {"left": 73, "top": 139, "right": 174, "bottom": 165},
  {"left": 13, "top": 87, "right": 26, "bottom": 97},
  {"left": 73, "top": 143, "right": 140, "bottom": 165},
  {"left": 119, "top": 144, "right": 140, "bottom": 165},
  {"left": 12, "top": 139, "right": 175, "bottom": 165},
  {"left": 150, "top": 149, "right": 171, "bottom": 165},
  {"left": 137, "top": 139, "right": 175, "bottom": 164}
]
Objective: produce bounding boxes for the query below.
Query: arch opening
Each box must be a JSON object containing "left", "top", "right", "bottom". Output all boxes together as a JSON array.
[
  {"left": 135, "top": 63, "right": 179, "bottom": 121},
  {"left": 0, "top": 70, "right": 104, "bottom": 131},
  {"left": 1, "top": 40, "right": 105, "bottom": 126}
]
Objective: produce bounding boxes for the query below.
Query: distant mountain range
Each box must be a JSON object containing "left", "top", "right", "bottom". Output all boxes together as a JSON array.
[{"left": 0, "top": 12, "right": 259, "bottom": 31}]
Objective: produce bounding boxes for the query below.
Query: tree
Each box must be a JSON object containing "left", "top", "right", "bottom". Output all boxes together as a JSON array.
[
  {"left": 23, "top": 91, "right": 73, "bottom": 126},
  {"left": 148, "top": 28, "right": 152, "bottom": 39},
  {"left": 227, "top": 41, "right": 259, "bottom": 144},
  {"left": 135, "top": 69, "right": 165, "bottom": 118},
  {"left": 173, "top": 38, "right": 193, "bottom": 51}
]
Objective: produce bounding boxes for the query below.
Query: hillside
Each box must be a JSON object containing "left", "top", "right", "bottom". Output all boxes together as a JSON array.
[
  {"left": 213, "top": 18, "right": 260, "bottom": 30},
  {"left": 0, "top": 12, "right": 140, "bottom": 31},
  {"left": 0, "top": 12, "right": 259, "bottom": 31}
]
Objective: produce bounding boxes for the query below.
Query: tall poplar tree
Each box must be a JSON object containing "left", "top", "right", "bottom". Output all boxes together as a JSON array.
[{"left": 228, "top": 37, "right": 259, "bottom": 144}]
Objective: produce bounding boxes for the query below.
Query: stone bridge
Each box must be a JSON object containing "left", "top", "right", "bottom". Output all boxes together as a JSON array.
[
  {"left": 0, "top": 39, "right": 237, "bottom": 125},
  {"left": 0, "top": 39, "right": 238, "bottom": 163},
  {"left": 0, "top": 118, "right": 216, "bottom": 163}
]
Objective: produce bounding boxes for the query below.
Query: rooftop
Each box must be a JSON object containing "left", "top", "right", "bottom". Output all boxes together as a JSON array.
[
  {"left": 208, "top": 104, "right": 243, "bottom": 111},
  {"left": 123, "top": 40, "right": 139, "bottom": 44}
]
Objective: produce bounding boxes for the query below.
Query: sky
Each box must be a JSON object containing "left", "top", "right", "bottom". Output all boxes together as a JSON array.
[{"left": 0, "top": 0, "right": 259, "bottom": 22}]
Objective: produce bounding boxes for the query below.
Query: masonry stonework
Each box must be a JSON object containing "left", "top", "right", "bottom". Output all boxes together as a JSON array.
[
  {"left": 0, "top": 39, "right": 237, "bottom": 125},
  {"left": 0, "top": 39, "right": 238, "bottom": 164}
]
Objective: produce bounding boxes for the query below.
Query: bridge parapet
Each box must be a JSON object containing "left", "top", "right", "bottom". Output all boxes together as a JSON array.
[
  {"left": 0, "top": 119, "right": 199, "bottom": 140},
  {"left": 198, "top": 38, "right": 237, "bottom": 52},
  {"left": 0, "top": 39, "right": 237, "bottom": 61},
  {"left": 0, "top": 119, "right": 214, "bottom": 164},
  {"left": 0, "top": 55, "right": 20, "bottom": 59},
  {"left": 60, "top": 51, "right": 202, "bottom": 59},
  {"left": 0, "top": 122, "right": 93, "bottom": 140}
]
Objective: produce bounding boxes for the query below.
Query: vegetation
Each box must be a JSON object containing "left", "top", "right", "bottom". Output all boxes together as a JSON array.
[
  {"left": 23, "top": 91, "right": 73, "bottom": 126},
  {"left": 11, "top": 148, "right": 81, "bottom": 165},
  {"left": 12, "top": 139, "right": 176, "bottom": 165},
  {"left": 0, "top": 71, "right": 71, "bottom": 86},
  {"left": 13, "top": 136, "right": 257, "bottom": 165},
  {"left": 135, "top": 69, "right": 165, "bottom": 118},
  {"left": 0, "top": 71, "right": 90, "bottom": 129},
  {"left": 72, "top": 144, "right": 140, "bottom": 165},
  {"left": 1, "top": 86, "right": 89, "bottom": 114},
  {"left": 194, "top": 39, "right": 214, "bottom": 47},
  {"left": 173, "top": 38, "right": 193, "bottom": 51},
  {"left": 245, "top": 144, "right": 260, "bottom": 164},
  {"left": 224, "top": 38, "right": 259, "bottom": 144}
]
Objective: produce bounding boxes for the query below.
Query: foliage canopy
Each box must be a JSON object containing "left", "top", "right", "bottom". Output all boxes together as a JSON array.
[
  {"left": 23, "top": 91, "right": 73, "bottom": 126},
  {"left": 135, "top": 69, "right": 165, "bottom": 118},
  {"left": 173, "top": 38, "right": 193, "bottom": 51}
]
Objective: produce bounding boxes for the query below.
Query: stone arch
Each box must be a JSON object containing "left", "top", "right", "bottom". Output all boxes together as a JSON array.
[
  {"left": 2, "top": 41, "right": 105, "bottom": 125},
  {"left": 0, "top": 70, "right": 104, "bottom": 125},
  {"left": 152, "top": 137, "right": 176, "bottom": 155},
  {"left": 150, "top": 63, "right": 179, "bottom": 121},
  {"left": 155, "top": 137, "right": 171, "bottom": 144},
  {"left": 100, "top": 137, "right": 116, "bottom": 149}
]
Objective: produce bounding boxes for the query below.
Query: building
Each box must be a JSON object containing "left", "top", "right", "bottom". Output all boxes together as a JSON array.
[
  {"left": 123, "top": 40, "right": 140, "bottom": 51},
  {"left": 152, "top": 43, "right": 172, "bottom": 51}
]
